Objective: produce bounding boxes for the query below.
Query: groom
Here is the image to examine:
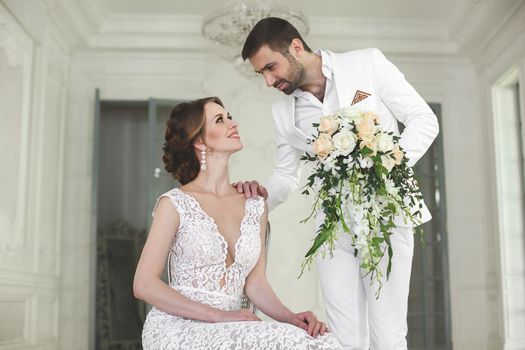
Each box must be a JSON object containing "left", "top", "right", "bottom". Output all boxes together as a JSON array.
[{"left": 237, "top": 17, "right": 439, "bottom": 349}]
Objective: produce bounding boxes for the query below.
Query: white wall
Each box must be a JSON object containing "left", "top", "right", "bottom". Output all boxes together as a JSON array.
[{"left": 0, "top": 1, "right": 70, "bottom": 349}]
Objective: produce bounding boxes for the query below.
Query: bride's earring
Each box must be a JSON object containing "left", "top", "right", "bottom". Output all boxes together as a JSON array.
[{"left": 200, "top": 148, "right": 207, "bottom": 171}]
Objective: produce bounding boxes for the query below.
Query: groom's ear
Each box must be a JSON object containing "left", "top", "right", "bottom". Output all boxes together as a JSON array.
[{"left": 289, "top": 38, "right": 305, "bottom": 58}]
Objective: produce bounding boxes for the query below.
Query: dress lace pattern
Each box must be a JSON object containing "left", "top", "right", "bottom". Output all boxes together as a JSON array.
[{"left": 142, "top": 188, "right": 342, "bottom": 350}]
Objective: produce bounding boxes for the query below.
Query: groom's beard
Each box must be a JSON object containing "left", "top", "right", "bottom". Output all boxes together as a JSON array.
[{"left": 274, "top": 54, "right": 305, "bottom": 95}]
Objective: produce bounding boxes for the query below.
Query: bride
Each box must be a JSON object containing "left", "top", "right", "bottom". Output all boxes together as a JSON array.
[{"left": 133, "top": 97, "right": 342, "bottom": 349}]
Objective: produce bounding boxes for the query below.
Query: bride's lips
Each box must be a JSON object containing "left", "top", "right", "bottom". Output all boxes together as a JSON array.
[{"left": 228, "top": 132, "right": 240, "bottom": 139}]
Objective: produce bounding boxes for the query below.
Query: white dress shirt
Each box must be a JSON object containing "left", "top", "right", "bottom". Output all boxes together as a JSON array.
[{"left": 293, "top": 49, "right": 340, "bottom": 141}]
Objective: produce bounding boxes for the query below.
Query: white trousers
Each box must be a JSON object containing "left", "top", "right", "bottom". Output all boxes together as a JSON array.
[{"left": 316, "top": 226, "right": 414, "bottom": 350}]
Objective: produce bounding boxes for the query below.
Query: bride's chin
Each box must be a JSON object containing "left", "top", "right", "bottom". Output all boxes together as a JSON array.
[{"left": 225, "top": 145, "right": 243, "bottom": 155}]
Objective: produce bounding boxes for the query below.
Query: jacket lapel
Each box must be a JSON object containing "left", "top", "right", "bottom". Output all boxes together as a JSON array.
[
  {"left": 281, "top": 97, "right": 311, "bottom": 153},
  {"left": 331, "top": 52, "right": 358, "bottom": 109}
]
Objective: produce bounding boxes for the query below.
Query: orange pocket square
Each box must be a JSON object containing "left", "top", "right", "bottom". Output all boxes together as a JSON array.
[{"left": 351, "top": 90, "right": 371, "bottom": 105}]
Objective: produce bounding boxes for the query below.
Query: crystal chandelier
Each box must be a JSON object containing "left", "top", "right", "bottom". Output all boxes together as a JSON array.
[{"left": 202, "top": 1, "right": 309, "bottom": 77}]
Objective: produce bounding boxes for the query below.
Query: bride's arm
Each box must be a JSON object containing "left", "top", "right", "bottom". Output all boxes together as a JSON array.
[
  {"left": 244, "top": 202, "right": 327, "bottom": 337},
  {"left": 133, "top": 196, "right": 259, "bottom": 323}
]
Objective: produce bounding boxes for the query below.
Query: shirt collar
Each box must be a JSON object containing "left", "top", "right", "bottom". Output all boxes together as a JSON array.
[
  {"left": 316, "top": 49, "right": 333, "bottom": 80},
  {"left": 292, "top": 49, "right": 332, "bottom": 98}
]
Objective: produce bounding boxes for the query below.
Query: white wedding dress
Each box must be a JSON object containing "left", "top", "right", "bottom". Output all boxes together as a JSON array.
[{"left": 142, "top": 188, "right": 342, "bottom": 350}]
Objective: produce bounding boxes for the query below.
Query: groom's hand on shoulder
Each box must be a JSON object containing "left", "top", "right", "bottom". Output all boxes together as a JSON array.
[{"left": 233, "top": 180, "right": 268, "bottom": 200}]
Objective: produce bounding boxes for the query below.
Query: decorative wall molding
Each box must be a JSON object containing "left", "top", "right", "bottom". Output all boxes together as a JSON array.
[
  {"left": 0, "top": 270, "right": 59, "bottom": 290},
  {"left": 474, "top": 7, "right": 525, "bottom": 347},
  {"left": 0, "top": 6, "right": 32, "bottom": 67},
  {"left": 32, "top": 31, "right": 69, "bottom": 276},
  {"left": 0, "top": 294, "right": 30, "bottom": 346},
  {"left": 0, "top": 3, "right": 66, "bottom": 349},
  {"left": 0, "top": 3, "right": 33, "bottom": 261},
  {"left": 35, "top": 294, "right": 58, "bottom": 341}
]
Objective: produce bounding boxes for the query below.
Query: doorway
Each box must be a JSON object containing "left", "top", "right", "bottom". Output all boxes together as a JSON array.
[
  {"left": 93, "top": 97, "right": 181, "bottom": 349},
  {"left": 492, "top": 68, "right": 525, "bottom": 348},
  {"left": 406, "top": 103, "right": 452, "bottom": 349}
]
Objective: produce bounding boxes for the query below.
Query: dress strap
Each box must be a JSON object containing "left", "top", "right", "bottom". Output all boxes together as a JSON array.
[
  {"left": 151, "top": 188, "right": 186, "bottom": 227},
  {"left": 245, "top": 196, "right": 265, "bottom": 225}
]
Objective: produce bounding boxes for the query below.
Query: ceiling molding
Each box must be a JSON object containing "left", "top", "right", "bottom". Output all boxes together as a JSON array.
[
  {"left": 447, "top": 0, "right": 525, "bottom": 59},
  {"left": 46, "top": 0, "right": 523, "bottom": 61},
  {"left": 311, "top": 17, "right": 448, "bottom": 39},
  {"left": 41, "top": 0, "right": 96, "bottom": 48},
  {"left": 308, "top": 17, "right": 457, "bottom": 55},
  {"left": 80, "top": 14, "right": 459, "bottom": 56},
  {"left": 88, "top": 15, "right": 205, "bottom": 50},
  {"left": 97, "top": 14, "right": 201, "bottom": 34},
  {"left": 75, "top": 0, "right": 108, "bottom": 29},
  {"left": 445, "top": 0, "right": 474, "bottom": 42},
  {"left": 471, "top": 1, "right": 525, "bottom": 75}
]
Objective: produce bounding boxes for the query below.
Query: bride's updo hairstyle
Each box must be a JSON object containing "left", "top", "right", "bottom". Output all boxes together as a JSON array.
[{"left": 162, "top": 96, "right": 224, "bottom": 185}]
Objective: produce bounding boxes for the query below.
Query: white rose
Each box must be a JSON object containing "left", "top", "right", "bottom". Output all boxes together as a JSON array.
[
  {"left": 376, "top": 132, "right": 394, "bottom": 152},
  {"left": 318, "top": 114, "right": 340, "bottom": 135},
  {"left": 338, "top": 107, "right": 362, "bottom": 122},
  {"left": 381, "top": 154, "right": 396, "bottom": 173},
  {"left": 332, "top": 130, "right": 357, "bottom": 156}
]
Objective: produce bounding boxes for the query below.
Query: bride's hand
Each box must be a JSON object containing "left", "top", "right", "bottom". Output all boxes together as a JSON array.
[
  {"left": 214, "top": 309, "right": 261, "bottom": 322},
  {"left": 287, "top": 311, "right": 329, "bottom": 337},
  {"left": 232, "top": 180, "right": 268, "bottom": 199}
]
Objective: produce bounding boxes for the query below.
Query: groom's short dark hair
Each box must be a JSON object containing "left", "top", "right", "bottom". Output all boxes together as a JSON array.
[{"left": 241, "top": 17, "right": 312, "bottom": 60}]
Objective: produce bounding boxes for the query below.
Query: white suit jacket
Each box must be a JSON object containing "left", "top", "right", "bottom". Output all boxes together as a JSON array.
[{"left": 264, "top": 48, "right": 439, "bottom": 227}]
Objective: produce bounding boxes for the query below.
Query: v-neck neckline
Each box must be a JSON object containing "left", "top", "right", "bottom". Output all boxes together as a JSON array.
[{"left": 175, "top": 188, "right": 249, "bottom": 270}]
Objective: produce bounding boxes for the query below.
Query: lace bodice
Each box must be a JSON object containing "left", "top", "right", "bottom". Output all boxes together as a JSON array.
[
  {"left": 143, "top": 188, "right": 343, "bottom": 349},
  {"left": 154, "top": 188, "right": 264, "bottom": 310}
]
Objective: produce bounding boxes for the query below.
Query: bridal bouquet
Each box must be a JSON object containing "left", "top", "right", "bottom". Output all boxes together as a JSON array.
[{"left": 300, "top": 108, "right": 423, "bottom": 295}]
